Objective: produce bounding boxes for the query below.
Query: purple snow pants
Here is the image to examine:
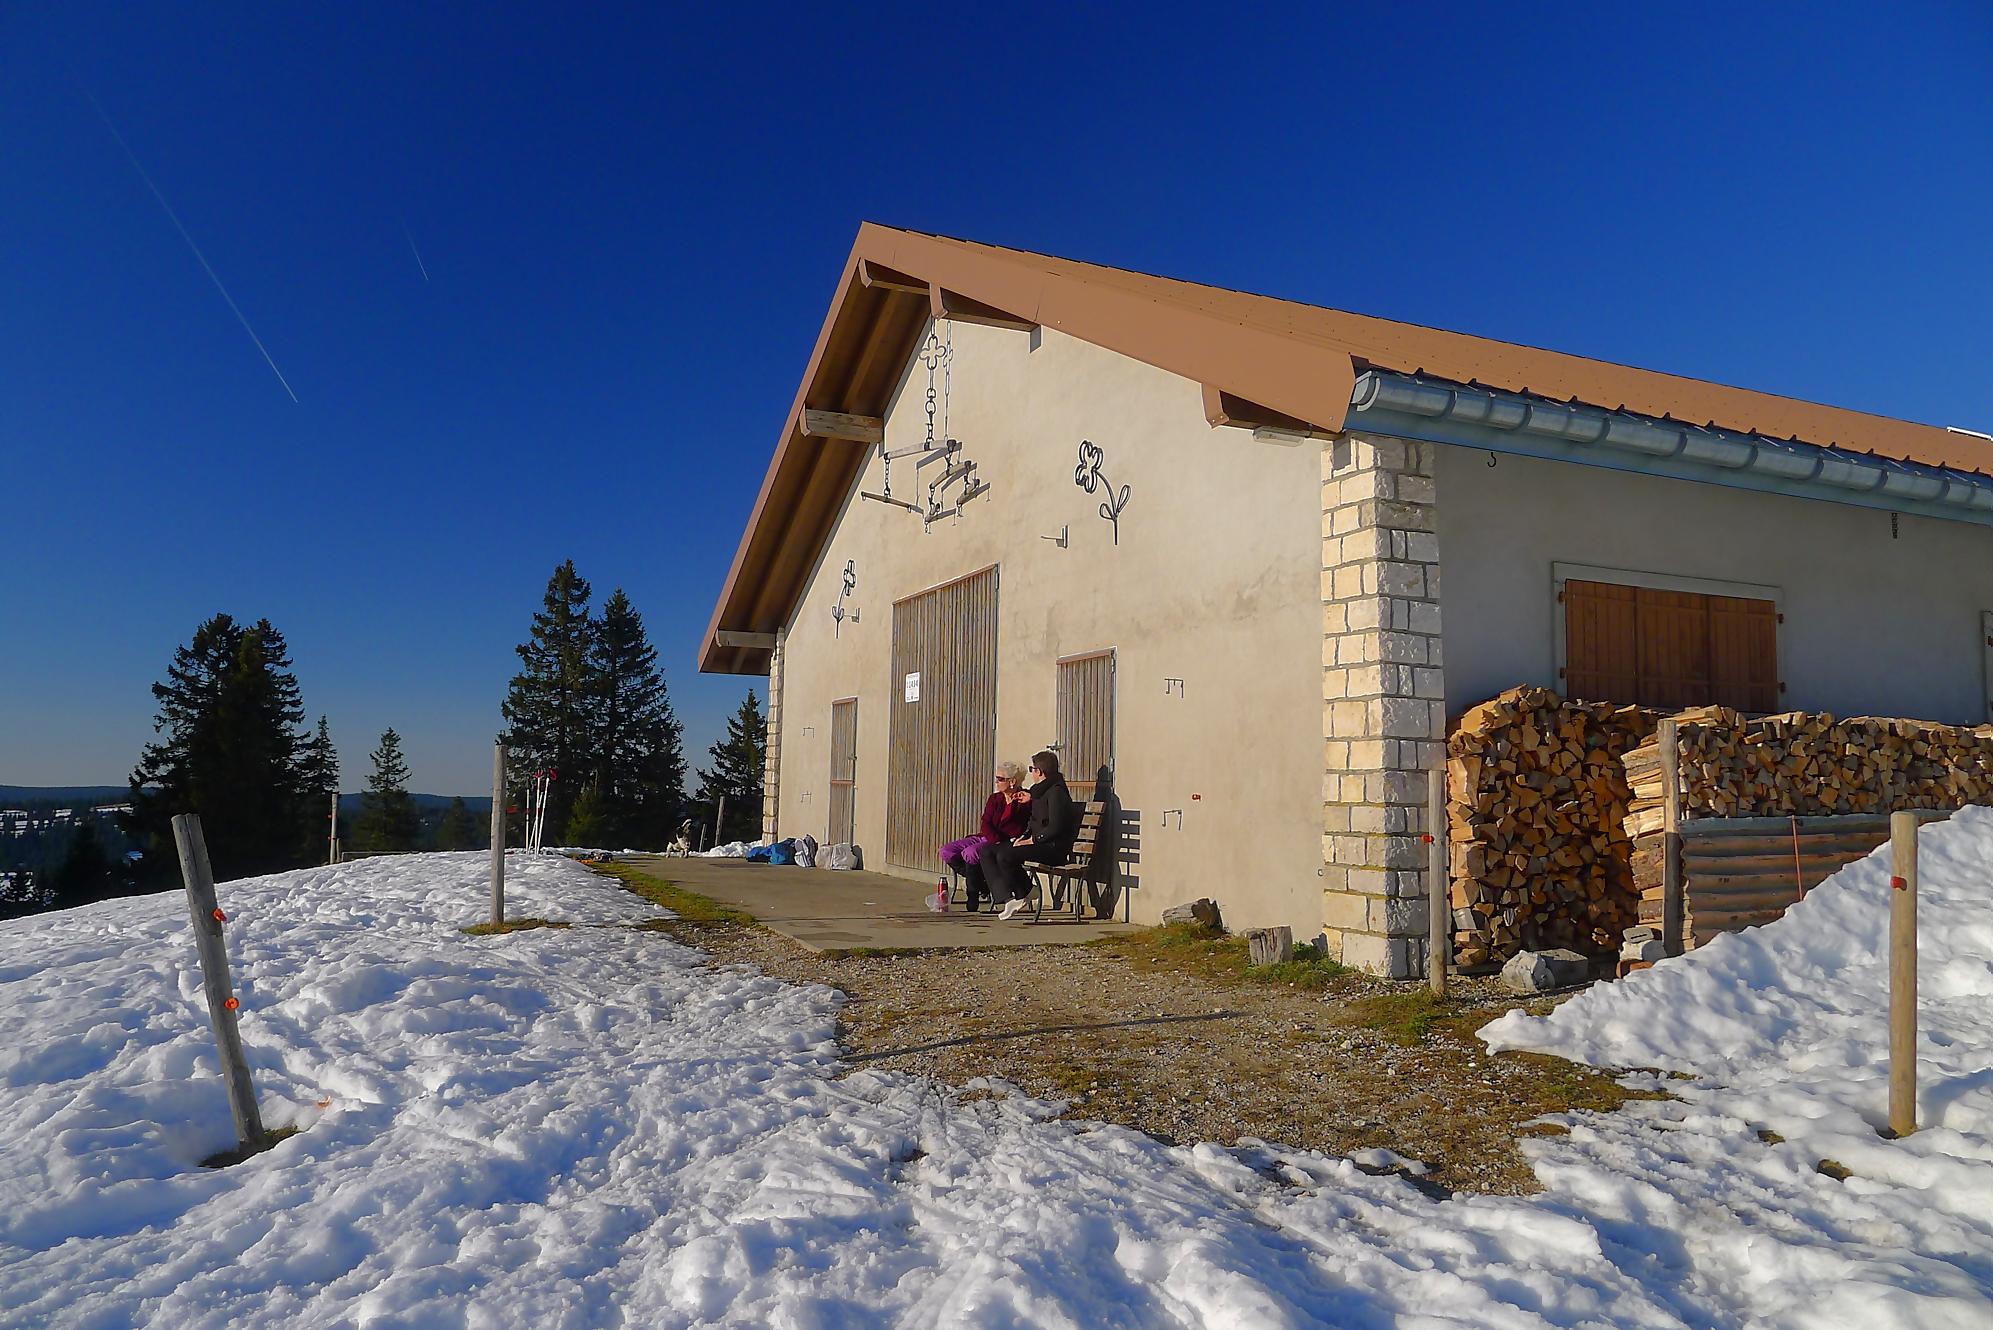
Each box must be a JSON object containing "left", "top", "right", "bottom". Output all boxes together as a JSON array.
[{"left": 941, "top": 836, "right": 993, "bottom": 904}]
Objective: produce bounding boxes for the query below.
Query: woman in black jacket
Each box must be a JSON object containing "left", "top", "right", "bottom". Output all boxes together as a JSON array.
[{"left": 984, "top": 750, "right": 1079, "bottom": 920}]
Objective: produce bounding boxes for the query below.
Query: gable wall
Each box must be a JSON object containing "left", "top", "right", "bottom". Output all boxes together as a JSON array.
[{"left": 772, "top": 322, "right": 1326, "bottom": 934}]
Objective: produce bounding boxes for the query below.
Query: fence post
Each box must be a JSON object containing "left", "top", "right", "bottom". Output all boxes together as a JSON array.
[
  {"left": 1658, "top": 718, "right": 1685, "bottom": 956},
  {"left": 714, "top": 793, "right": 727, "bottom": 849},
  {"left": 490, "top": 741, "right": 506, "bottom": 926},
  {"left": 1427, "top": 764, "right": 1449, "bottom": 997},
  {"left": 171, "top": 814, "right": 266, "bottom": 1154},
  {"left": 327, "top": 791, "right": 339, "bottom": 865},
  {"left": 1889, "top": 809, "right": 1918, "bottom": 1137}
]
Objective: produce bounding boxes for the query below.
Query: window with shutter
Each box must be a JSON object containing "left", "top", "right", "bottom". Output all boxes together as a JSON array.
[{"left": 1563, "top": 577, "right": 1778, "bottom": 713}]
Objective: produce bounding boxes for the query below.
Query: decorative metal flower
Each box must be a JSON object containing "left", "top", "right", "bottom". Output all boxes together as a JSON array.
[{"left": 1074, "top": 439, "right": 1130, "bottom": 545}]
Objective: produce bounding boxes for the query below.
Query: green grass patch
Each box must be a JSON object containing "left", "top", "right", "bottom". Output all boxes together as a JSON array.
[
  {"left": 582, "top": 860, "right": 757, "bottom": 926},
  {"left": 1092, "top": 923, "right": 1353, "bottom": 991},
  {"left": 462, "top": 917, "right": 570, "bottom": 936},
  {"left": 1345, "top": 990, "right": 1448, "bottom": 1044}
]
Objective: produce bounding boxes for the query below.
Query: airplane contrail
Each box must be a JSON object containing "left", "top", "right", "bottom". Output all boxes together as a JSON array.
[
  {"left": 403, "top": 224, "right": 431, "bottom": 283},
  {"left": 81, "top": 86, "right": 299, "bottom": 403}
]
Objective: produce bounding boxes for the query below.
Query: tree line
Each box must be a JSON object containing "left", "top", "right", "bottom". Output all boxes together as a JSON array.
[{"left": 18, "top": 562, "right": 764, "bottom": 915}]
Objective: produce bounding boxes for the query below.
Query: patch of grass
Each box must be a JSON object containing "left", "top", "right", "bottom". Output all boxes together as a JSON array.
[
  {"left": 462, "top": 917, "right": 570, "bottom": 936},
  {"left": 1816, "top": 1158, "right": 1852, "bottom": 1181},
  {"left": 1757, "top": 1128, "right": 1786, "bottom": 1145},
  {"left": 584, "top": 860, "right": 756, "bottom": 926},
  {"left": 1092, "top": 924, "right": 1354, "bottom": 992},
  {"left": 1345, "top": 990, "right": 1448, "bottom": 1045}
]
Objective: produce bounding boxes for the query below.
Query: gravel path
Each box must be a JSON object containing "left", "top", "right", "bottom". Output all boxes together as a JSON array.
[{"left": 644, "top": 916, "right": 1639, "bottom": 1196}]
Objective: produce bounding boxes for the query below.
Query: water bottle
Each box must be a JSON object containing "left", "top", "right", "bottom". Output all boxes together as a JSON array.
[{"left": 934, "top": 878, "right": 948, "bottom": 912}]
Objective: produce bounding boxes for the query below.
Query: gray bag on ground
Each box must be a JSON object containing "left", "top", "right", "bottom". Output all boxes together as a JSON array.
[
  {"left": 824, "top": 842, "right": 861, "bottom": 871},
  {"left": 794, "top": 834, "right": 819, "bottom": 869}
]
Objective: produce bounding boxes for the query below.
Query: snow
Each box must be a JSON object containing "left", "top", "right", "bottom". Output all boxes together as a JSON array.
[{"left": 2, "top": 844, "right": 1990, "bottom": 1326}]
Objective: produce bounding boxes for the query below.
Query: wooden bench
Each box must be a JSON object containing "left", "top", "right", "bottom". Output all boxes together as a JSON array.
[{"left": 1027, "top": 801, "right": 1109, "bottom": 920}]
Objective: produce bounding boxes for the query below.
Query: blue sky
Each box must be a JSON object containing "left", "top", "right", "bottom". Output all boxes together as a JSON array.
[{"left": 3, "top": 3, "right": 1989, "bottom": 794}]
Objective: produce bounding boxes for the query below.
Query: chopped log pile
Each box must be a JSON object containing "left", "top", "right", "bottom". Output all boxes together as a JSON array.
[
  {"left": 1444, "top": 687, "right": 1659, "bottom": 969},
  {"left": 1620, "top": 709, "right": 1993, "bottom": 945}
]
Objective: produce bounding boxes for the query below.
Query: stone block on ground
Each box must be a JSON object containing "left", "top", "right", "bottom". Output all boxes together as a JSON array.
[
  {"left": 1500, "top": 947, "right": 1592, "bottom": 994},
  {"left": 1162, "top": 898, "right": 1222, "bottom": 931}
]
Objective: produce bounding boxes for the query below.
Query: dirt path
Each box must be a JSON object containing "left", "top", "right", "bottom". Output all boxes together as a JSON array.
[{"left": 591, "top": 863, "right": 1649, "bottom": 1196}]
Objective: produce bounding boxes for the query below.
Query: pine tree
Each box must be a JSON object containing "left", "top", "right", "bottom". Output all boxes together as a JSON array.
[
  {"left": 501, "top": 560, "right": 597, "bottom": 843},
  {"left": 125, "top": 615, "right": 314, "bottom": 884},
  {"left": 356, "top": 728, "right": 421, "bottom": 852},
  {"left": 436, "top": 796, "right": 481, "bottom": 851},
  {"left": 563, "top": 780, "right": 610, "bottom": 848},
  {"left": 298, "top": 716, "right": 339, "bottom": 860},
  {"left": 590, "top": 589, "right": 685, "bottom": 847},
  {"left": 49, "top": 823, "right": 115, "bottom": 909},
  {"left": 696, "top": 691, "right": 766, "bottom": 845}
]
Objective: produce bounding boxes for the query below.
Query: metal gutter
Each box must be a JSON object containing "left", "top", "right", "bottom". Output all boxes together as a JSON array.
[{"left": 1348, "top": 371, "right": 1993, "bottom": 526}]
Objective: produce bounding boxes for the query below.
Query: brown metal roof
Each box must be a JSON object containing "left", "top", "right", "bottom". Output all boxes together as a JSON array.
[{"left": 701, "top": 223, "right": 1984, "bottom": 674}]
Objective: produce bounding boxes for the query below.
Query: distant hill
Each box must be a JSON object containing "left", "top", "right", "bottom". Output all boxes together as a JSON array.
[{"left": 0, "top": 786, "right": 132, "bottom": 806}]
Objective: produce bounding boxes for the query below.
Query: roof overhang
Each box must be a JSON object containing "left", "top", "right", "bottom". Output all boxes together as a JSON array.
[{"left": 701, "top": 225, "right": 1989, "bottom": 674}]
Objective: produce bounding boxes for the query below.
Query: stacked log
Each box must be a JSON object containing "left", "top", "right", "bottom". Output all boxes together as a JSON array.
[
  {"left": 1445, "top": 687, "right": 1659, "bottom": 969},
  {"left": 1622, "top": 710, "right": 1993, "bottom": 945}
]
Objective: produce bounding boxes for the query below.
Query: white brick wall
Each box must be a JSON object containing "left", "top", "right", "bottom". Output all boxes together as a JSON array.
[{"left": 1321, "top": 435, "right": 1442, "bottom": 978}]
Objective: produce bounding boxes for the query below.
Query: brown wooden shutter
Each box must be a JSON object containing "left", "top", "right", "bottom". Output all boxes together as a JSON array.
[
  {"left": 1564, "top": 577, "right": 1777, "bottom": 713},
  {"left": 827, "top": 697, "right": 857, "bottom": 845},
  {"left": 1056, "top": 650, "right": 1115, "bottom": 801},
  {"left": 886, "top": 566, "right": 999, "bottom": 870}
]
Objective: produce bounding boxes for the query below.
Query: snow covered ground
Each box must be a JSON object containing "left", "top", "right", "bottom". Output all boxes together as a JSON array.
[{"left": 1, "top": 842, "right": 1989, "bottom": 1327}]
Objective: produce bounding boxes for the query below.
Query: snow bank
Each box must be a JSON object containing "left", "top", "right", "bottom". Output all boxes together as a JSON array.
[{"left": 2, "top": 850, "right": 1989, "bottom": 1327}]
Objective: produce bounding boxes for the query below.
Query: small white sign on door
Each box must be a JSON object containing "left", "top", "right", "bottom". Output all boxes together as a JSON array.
[{"left": 904, "top": 671, "right": 922, "bottom": 703}]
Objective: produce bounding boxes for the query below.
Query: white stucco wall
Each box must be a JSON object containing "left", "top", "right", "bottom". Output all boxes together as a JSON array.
[
  {"left": 1435, "top": 445, "right": 1993, "bottom": 725},
  {"left": 773, "top": 322, "right": 1326, "bottom": 935}
]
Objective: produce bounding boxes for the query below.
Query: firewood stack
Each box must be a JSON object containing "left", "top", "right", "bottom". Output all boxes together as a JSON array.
[
  {"left": 1621, "top": 709, "right": 1993, "bottom": 945},
  {"left": 1444, "top": 687, "right": 1660, "bottom": 969}
]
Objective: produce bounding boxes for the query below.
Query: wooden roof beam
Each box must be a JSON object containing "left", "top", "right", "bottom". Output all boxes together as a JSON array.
[
  {"left": 857, "top": 259, "right": 928, "bottom": 296},
  {"left": 1202, "top": 384, "right": 1332, "bottom": 437},
  {"left": 715, "top": 630, "right": 779, "bottom": 650},
  {"left": 931, "top": 286, "right": 1036, "bottom": 333},
  {"left": 800, "top": 408, "right": 884, "bottom": 445}
]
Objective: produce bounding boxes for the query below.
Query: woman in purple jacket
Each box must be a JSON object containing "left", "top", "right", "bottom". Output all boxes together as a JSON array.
[{"left": 940, "top": 761, "right": 1031, "bottom": 909}]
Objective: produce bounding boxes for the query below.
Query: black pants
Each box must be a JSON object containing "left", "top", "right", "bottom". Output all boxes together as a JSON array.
[{"left": 982, "top": 841, "right": 1066, "bottom": 903}]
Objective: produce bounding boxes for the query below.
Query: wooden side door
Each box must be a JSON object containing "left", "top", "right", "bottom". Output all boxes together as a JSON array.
[
  {"left": 886, "top": 567, "right": 999, "bottom": 870},
  {"left": 1563, "top": 576, "right": 1777, "bottom": 713},
  {"left": 1056, "top": 650, "right": 1116, "bottom": 801},
  {"left": 827, "top": 697, "right": 857, "bottom": 845}
]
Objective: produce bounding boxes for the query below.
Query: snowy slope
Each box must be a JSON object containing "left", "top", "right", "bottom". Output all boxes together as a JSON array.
[{"left": 1, "top": 851, "right": 1989, "bottom": 1327}]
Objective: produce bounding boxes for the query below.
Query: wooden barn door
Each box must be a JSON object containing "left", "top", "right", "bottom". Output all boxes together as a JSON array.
[
  {"left": 827, "top": 697, "right": 857, "bottom": 845},
  {"left": 887, "top": 567, "right": 999, "bottom": 870},
  {"left": 1563, "top": 577, "right": 1777, "bottom": 712},
  {"left": 1056, "top": 650, "right": 1115, "bottom": 801}
]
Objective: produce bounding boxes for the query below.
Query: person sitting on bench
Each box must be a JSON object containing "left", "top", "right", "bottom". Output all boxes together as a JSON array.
[
  {"left": 939, "top": 760, "right": 1031, "bottom": 909},
  {"left": 985, "top": 750, "right": 1079, "bottom": 921}
]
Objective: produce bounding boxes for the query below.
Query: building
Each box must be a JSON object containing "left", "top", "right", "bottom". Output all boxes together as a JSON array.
[{"left": 701, "top": 225, "right": 1993, "bottom": 976}]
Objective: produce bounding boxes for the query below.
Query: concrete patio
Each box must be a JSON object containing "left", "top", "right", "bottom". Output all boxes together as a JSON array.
[{"left": 617, "top": 854, "right": 1139, "bottom": 952}]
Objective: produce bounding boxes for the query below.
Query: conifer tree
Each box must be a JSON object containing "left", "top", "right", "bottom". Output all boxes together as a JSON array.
[
  {"left": 502, "top": 560, "right": 597, "bottom": 842},
  {"left": 590, "top": 589, "right": 685, "bottom": 847},
  {"left": 696, "top": 691, "right": 766, "bottom": 845},
  {"left": 356, "top": 728, "right": 420, "bottom": 852},
  {"left": 436, "top": 796, "right": 481, "bottom": 851},
  {"left": 298, "top": 716, "right": 340, "bottom": 858},
  {"left": 563, "top": 780, "right": 610, "bottom": 848},
  {"left": 125, "top": 614, "right": 315, "bottom": 884},
  {"left": 49, "top": 822, "right": 115, "bottom": 909}
]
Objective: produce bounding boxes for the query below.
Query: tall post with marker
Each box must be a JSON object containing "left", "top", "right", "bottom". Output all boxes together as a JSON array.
[
  {"left": 1888, "top": 810, "right": 1918, "bottom": 1137},
  {"left": 172, "top": 813, "right": 266, "bottom": 1155},
  {"left": 1426, "top": 764, "right": 1449, "bottom": 998},
  {"left": 490, "top": 740, "right": 507, "bottom": 927}
]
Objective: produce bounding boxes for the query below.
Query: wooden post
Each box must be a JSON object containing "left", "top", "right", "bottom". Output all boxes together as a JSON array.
[
  {"left": 171, "top": 814, "right": 266, "bottom": 1154},
  {"left": 1245, "top": 926, "right": 1294, "bottom": 966},
  {"left": 714, "top": 793, "right": 727, "bottom": 849},
  {"left": 327, "top": 791, "right": 339, "bottom": 865},
  {"left": 1889, "top": 809, "right": 1918, "bottom": 1137},
  {"left": 1658, "top": 718, "right": 1685, "bottom": 957},
  {"left": 489, "top": 741, "right": 506, "bottom": 926},
  {"left": 1427, "top": 765, "right": 1449, "bottom": 997}
]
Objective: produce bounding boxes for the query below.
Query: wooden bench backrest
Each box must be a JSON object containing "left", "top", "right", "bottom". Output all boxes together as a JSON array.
[{"left": 1071, "top": 801, "right": 1105, "bottom": 862}]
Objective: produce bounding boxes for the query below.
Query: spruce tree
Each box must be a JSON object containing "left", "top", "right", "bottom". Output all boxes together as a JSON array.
[
  {"left": 356, "top": 729, "right": 421, "bottom": 852},
  {"left": 298, "top": 716, "right": 340, "bottom": 859},
  {"left": 49, "top": 823, "right": 115, "bottom": 909},
  {"left": 502, "top": 560, "right": 597, "bottom": 843},
  {"left": 590, "top": 589, "right": 685, "bottom": 847},
  {"left": 563, "top": 780, "right": 610, "bottom": 848},
  {"left": 126, "top": 614, "right": 314, "bottom": 884},
  {"left": 696, "top": 691, "right": 766, "bottom": 845},
  {"left": 436, "top": 796, "right": 480, "bottom": 851}
]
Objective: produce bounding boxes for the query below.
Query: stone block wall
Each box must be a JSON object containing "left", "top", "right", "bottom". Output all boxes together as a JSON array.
[
  {"left": 762, "top": 633, "right": 784, "bottom": 841},
  {"left": 1320, "top": 434, "right": 1445, "bottom": 977}
]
